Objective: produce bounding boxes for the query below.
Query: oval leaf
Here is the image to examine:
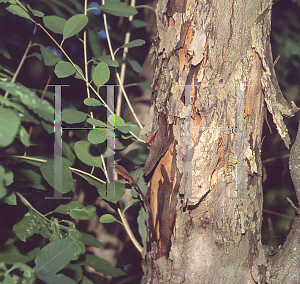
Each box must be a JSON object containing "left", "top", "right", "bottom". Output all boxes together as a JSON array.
[
  {"left": 108, "top": 114, "right": 125, "bottom": 127},
  {"left": 40, "top": 158, "right": 74, "bottom": 194},
  {"left": 88, "top": 129, "right": 107, "bottom": 144},
  {"left": 100, "top": 214, "right": 118, "bottom": 224},
  {"left": 98, "top": 2, "right": 138, "bottom": 17},
  {"left": 97, "top": 55, "right": 119, "bottom": 67},
  {"left": 43, "top": 15, "right": 66, "bottom": 34},
  {"left": 84, "top": 98, "right": 103, "bottom": 106},
  {"left": 81, "top": 254, "right": 126, "bottom": 277},
  {"left": 5, "top": 4, "right": 32, "bottom": 21},
  {"left": 54, "top": 61, "right": 76, "bottom": 78},
  {"left": 121, "top": 39, "right": 145, "bottom": 49},
  {"left": 63, "top": 14, "right": 88, "bottom": 42},
  {"left": 62, "top": 109, "right": 87, "bottom": 124},
  {"left": 0, "top": 107, "right": 20, "bottom": 147},
  {"left": 87, "top": 118, "right": 107, "bottom": 128},
  {"left": 53, "top": 201, "right": 96, "bottom": 220},
  {"left": 127, "top": 58, "right": 142, "bottom": 73},
  {"left": 74, "top": 141, "right": 102, "bottom": 167},
  {"left": 92, "top": 62, "right": 110, "bottom": 86},
  {"left": 34, "top": 239, "right": 74, "bottom": 276},
  {"left": 40, "top": 46, "right": 58, "bottom": 66},
  {"left": 0, "top": 81, "right": 54, "bottom": 123}
]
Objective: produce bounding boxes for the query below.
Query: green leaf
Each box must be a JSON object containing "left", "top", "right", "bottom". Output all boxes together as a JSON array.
[
  {"left": 59, "top": 220, "right": 85, "bottom": 260},
  {"left": 84, "top": 98, "right": 103, "bottom": 106},
  {"left": 74, "top": 141, "right": 102, "bottom": 167},
  {"left": 63, "top": 14, "right": 88, "bottom": 43},
  {"left": 0, "top": 41, "right": 11, "bottom": 59},
  {"left": 98, "top": 2, "right": 138, "bottom": 17},
  {"left": 81, "top": 276, "right": 94, "bottom": 284},
  {"left": 26, "top": 4, "right": 44, "bottom": 17},
  {"left": 13, "top": 211, "right": 43, "bottom": 242},
  {"left": 18, "top": 169, "right": 47, "bottom": 191},
  {"left": 137, "top": 206, "right": 146, "bottom": 247},
  {"left": 124, "top": 147, "right": 148, "bottom": 165},
  {"left": 62, "top": 109, "right": 87, "bottom": 124},
  {"left": 80, "top": 233, "right": 103, "bottom": 248},
  {"left": 40, "top": 158, "right": 74, "bottom": 194},
  {"left": 131, "top": 19, "right": 149, "bottom": 28},
  {"left": 73, "top": 64, "right": 84, "bottom": 80},
  {"left": 92, "top": 62, "right": 110, "bottom": 86},
  {"left": 0, "top": 94, "right": 23, "bottom": 111},
  {"left": 41, "top": 120, "right": 54, "bottom": 134},
  {"left": 0, "top": 107, "right": 20, "bottom": 147},
  {"left": 80, "top": 254, "right": 126, "bottom": 277},
  {"left": 62, "top": 141, "right": 76, "bottom": 164},
  {"left": 83, "top": 98, "right": 103, "bottom": 106},
  {"left": 3, "top": 192, "right": 17, "bottom": 205},
  {"left": 134, "top": 81, "right": 152, "bottom": 90},
  {"left": 120, "top": 39, "right": 145, "bottom": 49},
  {"left": 54, "top": 61, "right": 76, "bottom": 78},
  {"left": 40, "top": 46, "right": 58, "bottom": 66},
  {"left": 87, "top": 118, "right": 107, "bottom": 128},
  {"left": 19, "top": 125, "right": 31, "bottom": 147},
  {"left": 33, "top": 239, "right": 74, "bottom": 276},
  {"left": 97, "top": 182, "right": 126, "bottom": 203},
  {"left": 37, "top": 273, "right": 76, "bottom": 284},
  {"left": 0, "top": 81, "right": 54, "bottom": 123},
  {"left": 127, "top": 58, "right": 142, "bottom": 73},
  {"left": 43, "top": 15, "right": 66, "bottom": 34},
  {"left": 130, "top": 166, "right": 148, "bottom": 197},
  {"left": 107, "top": 114, "right": 125, "bottom": 128},
  {"left": 0, "top": 167, "right": 13, "bottom": 199},
  {"left": 123, "top": 199, "right": 140, "bottom": 213},
  {"left": 0, "top": 245, "right": 40, "bottom": 264},
  {"left": 53, "top": 201, "right": 96, "bottom": 220},
  {"left": 97, "top": 55, "right": 119, "bottom": 67},
  {"left": 5, "top": 4, "right": 32, "bottom": 21},
  {"left": 88, "top": 129, "right": 107, "bottom": 144},
  {"left": 99, "top": 214, "right": 118, "bottom": 224},
  {"left": 6, "top": 263, "right": 35, "bottom": 281},
  {"left": 117, "top": 125, "right": 132, "bottom": 134}
]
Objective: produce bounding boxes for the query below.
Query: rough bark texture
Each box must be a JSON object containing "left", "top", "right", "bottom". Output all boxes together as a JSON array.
[{"left": 140, "top": 0, "right": 298, "bottom": 283}]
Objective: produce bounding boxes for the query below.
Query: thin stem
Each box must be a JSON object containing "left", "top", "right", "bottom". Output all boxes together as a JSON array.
[
  {"left": 117, "top": 208, "right": 142, "bottom": 254},
  {"left": 36, "top": 22, "right": 114, "bottom": 115},
  {"left": 70, "top": 167, "right": 106, "bottom": 184},
  {"left": 116, "top": 0, "right": 136, "bottom": 116},
  {"left": 3, "top": 155, "right": 47, "bottom": 163},
  {"left": 102, "top": 0, "right": 143, "bottom": 129},
  {"left": 100, "top": 155, "right": 110, "bottom": 182},
  {"left": 48, "top": 0, "right": 77, "bottom": 15},
  {"left": 1, "top": 155, "right": 106, "bottom": 184},
  {"left": 15, "top": 1, "right": 114, "bottom": 115},
  {"left": 4, "top": 24, "right": 37, "bottom": 98},
  {"left": 129, "top": 131, "right": 147, "bottom": 144},
  {"left": 83, "top": 0, "right": 92, "bottom": 111},
  {"left": 16, "top": 192, "right": 51, "bottom": 223}
]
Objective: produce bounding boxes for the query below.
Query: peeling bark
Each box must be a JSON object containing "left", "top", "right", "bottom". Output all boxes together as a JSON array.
[{"left": 141, "top": 0, "right": 296, "bottom": 283}]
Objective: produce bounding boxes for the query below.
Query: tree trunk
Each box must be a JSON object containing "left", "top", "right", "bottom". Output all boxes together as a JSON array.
[{"left": 140, "top": 0, "right": 296, "bottom": 283}]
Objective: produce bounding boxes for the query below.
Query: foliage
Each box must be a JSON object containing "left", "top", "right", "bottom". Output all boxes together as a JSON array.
[{"left": 0, "top": 0, "right": 151, "bottom": 283}]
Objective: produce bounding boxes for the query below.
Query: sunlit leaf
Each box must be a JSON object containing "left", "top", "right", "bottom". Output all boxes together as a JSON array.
[{"left": 63, "top": 14, "right": 88, "bottom": 43}]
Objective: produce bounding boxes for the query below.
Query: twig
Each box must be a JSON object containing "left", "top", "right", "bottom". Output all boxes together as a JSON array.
[
  {"left": 15, "top": 192, "right": 51, "bottom": 223},
  {"left": 116, "top": 0, "right": 136, "bottom": 116},
  {"left": 118, "top": 208, "right": 142, "bottom": 253},
  {"left": 102, "top": 0, "right": 143, "bottom": 129},
  {"left": 4, "top": 24, "right": 37, "bottom": 98}
]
